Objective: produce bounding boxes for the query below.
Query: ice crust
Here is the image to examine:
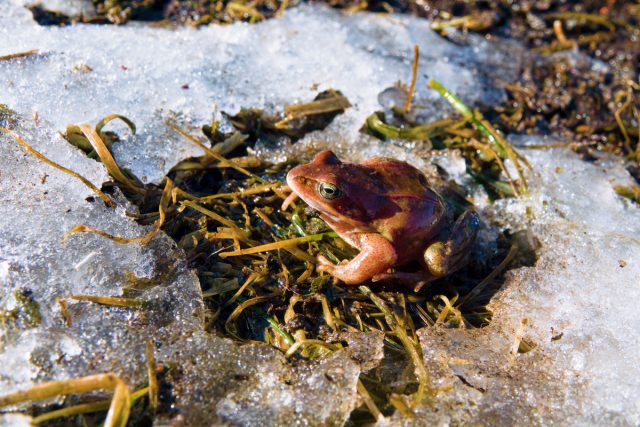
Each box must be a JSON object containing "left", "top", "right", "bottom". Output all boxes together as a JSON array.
[
  {"left": 0, "top": 113, "right": 382, "bottom": 424},
  {"left": 487, "top": 148, "right": 640, "bottom": 424},
  {"left": 391, "top": 148, "right": 640, "bottom": 426},
  {"left": 1, "top": 1, "right": 639, "bottom": 426},
  {"left": 0, "top": 117, "right": 205, "bottom": 390},
  {"left": 1, "top": 0, "right": 519, "bottom": 183},
  {"left": 163, "top": 335, "right": 367, "bottom": 426}
]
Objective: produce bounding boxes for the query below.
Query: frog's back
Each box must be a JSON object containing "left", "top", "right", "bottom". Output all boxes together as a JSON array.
[
  {"left": 361, "top": 157, "right": 431, "bottom": 196},
  {"left": 361, "top": 157, "right": 446, "bottom": 263}
]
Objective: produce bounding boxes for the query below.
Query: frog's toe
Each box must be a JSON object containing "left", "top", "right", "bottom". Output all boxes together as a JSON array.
[
  {"left": 317, "top": 255, "right": 334, "bottom": 267},
  {"left": 317, "top": 265, "right": 331, "bottom": 275},
  {"left": 424, "top": 242, "right": 449, "bottom": 277},
  {"left": 316, "top": 256, "right": 336, "bottom": 274}
]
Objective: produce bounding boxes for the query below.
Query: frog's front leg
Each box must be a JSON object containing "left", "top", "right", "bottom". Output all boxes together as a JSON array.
[
  {"left": 423, "top": 210, "right": 480, "bottom": 277},
  {"left": 317, "top": 233, "right": 397, "bottom": 285}
]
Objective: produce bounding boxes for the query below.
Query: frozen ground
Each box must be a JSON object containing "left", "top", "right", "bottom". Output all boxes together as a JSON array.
[
  {"left": 402, "top": 146, "right": 640, "bottom": 426},
  {"left": 1, "top": 0, "right": 639, "bottom": 425},
  {"left": 1, "top": 0, "right": 520, "bottom": 183}
]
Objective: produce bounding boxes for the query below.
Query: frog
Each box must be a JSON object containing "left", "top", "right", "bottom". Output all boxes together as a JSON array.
[{"left": 282, "top": 150, "right": 479, "bottom": 286}]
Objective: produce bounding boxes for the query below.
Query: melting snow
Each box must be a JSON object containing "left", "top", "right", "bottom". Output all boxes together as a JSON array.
[{"left": 1, "top": 1, "right": 638, "bottom": 425}]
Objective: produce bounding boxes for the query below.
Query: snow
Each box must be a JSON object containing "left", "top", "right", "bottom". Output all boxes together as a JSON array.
[
  {"left": 1, "top": 0, "right": 639, "bottom": 425},
  {"left": 488, "top": 147, "right": 640, "bottom": 424},
  {"left": 1, "top": 1, "right": 519, "bottom": 183},
  {"left": 402, "top": 147, "right": 640, "bottom": 425}
]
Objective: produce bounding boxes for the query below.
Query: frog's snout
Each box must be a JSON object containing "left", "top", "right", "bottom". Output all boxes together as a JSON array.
[
  {"left": 285, "top": 167, "right": 298, "bottom": 189},
  {"left": 285, "top": 167, "right": 309, "bottom": 194}
]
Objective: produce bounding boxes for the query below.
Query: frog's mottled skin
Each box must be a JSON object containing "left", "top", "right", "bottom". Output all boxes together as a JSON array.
[{"left": 285, "top": 150, "right": 479, "bottom": 285}]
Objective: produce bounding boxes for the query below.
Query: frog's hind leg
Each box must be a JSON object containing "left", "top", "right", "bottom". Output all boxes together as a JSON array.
[
  {"left": 317, "top": 233, "right": 397, "bottom": 285},
  {"left": 423, "top": 210, "right": 480, "bottom": 278}
]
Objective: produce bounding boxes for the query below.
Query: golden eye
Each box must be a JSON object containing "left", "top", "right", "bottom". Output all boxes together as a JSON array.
[{"left": 317, "top": 182, "right": 341, "bottom": 200}]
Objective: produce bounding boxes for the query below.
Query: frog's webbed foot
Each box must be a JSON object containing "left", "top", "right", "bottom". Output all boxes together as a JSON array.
[
  {"left": 316, "top": 233, "right": 397, "bottom": 285},
  {"left": 424, "top": 210, "right": 480, "bottom": 278}
]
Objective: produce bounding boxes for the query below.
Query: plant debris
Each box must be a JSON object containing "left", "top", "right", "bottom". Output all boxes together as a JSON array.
[
  {"left": 23, "top": 0, "right": 640, "bottom": 181},
  {"left": 29, "top": 83, "right": 532, "bottom": 422},
  {"left": 224, "top": 89, "right": 351, "bottom": 144},
  {"left": 0, "top": 289, "right": 42, "bottom": 330},
  {"left": 2, "top": 1, "right": 638, "bottom": 424},
  {"left": 0, "top": 49, "right": 39, "bottom": 61},
  {"left": 0, "top": 65, "right": 540, "bottom": 421},
  {"left": 413, "top": 1, "right": 640, "bottom": 179},
  {"left": 365, "top": 79, "right": 531, "bottom": 199}
]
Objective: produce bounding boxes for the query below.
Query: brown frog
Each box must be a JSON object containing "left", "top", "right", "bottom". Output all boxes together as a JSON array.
[{"left": 283, "top": 150, "right": 479, "bottom": 285}]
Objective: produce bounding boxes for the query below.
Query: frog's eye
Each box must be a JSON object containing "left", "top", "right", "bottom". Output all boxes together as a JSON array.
[{"left": 317, "top": 182, "right": 342, "bottom": 200}]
